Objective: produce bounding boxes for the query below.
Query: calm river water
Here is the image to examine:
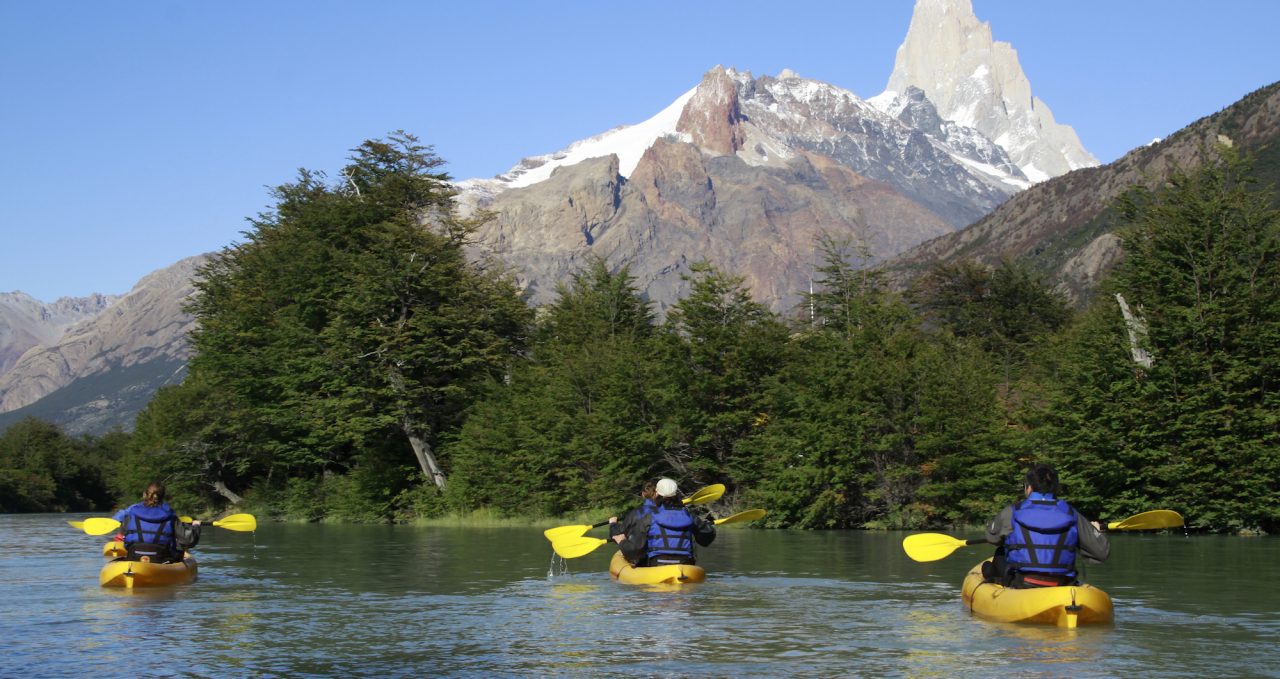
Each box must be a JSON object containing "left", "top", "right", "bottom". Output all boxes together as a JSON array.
[{"left": 1, "top": 514, "right": 1276, "bottom": 677}]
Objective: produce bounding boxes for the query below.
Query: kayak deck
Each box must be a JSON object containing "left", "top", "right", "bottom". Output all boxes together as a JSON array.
[
  {"left": 961, "top": 560, "right": 1112, "bottom": 628},
  {"left": 609, "top": 550, "right": 705, "bottom": 585},
  {"left": 100, "top": 555, "right": 198, "bottom": 588}
]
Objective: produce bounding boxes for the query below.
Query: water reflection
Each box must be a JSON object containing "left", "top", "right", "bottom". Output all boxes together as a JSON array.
[{"left": 3, "top": 515, "right": 1279, "bottom": 678}]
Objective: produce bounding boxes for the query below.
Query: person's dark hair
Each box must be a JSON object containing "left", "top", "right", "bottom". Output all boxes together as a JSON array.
[
  {"left": 1024, "top": 464, "right": 1060, "bottom": 495},
  {"left": 657, "top": 495, "right": 683, "bottom": 509},
  {"left": 641, "top": 478, "right": 660, "bottom": 499},
  {"left": 142, "top": 482, "right": 166, "bottom": 508}
]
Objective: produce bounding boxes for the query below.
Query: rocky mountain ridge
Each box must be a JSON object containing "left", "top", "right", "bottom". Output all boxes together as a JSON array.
[
  {"left": 883, "top": 81, "right": 1280, "bottom": 303},
  {"left": 460, "top": 61, "right": 1054, "bottom": 315},
  {"left": 0, "top": 255, "right": 208, "bottom": 433},
  {"left": 878, "top": 0, "right": 1097, "bottom": 181},
  {"left": 0, "top": 292, "right": 118, "bottom": 377},
  {"left": 1, "top": 0, "right": 1109, "bottom": 434}
]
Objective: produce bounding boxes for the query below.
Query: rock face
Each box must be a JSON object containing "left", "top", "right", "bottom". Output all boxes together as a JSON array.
[
  {"left": 884, "top": 82, "right": 1280, "bottom": 305},
  {"left": 879, "top": 0, "right": 1097, "bottom": 181},
  {"left": 5, "top": 0, "right": 1115, "bottom": 434},
  {"left": 0, "top": 254, "right": 208, "bottom": 421},
  {"left": 0, "top": 292, "right": 117, "bottom": 377},
  {"left": 461, "top": 65, "right": 1045, "bottom": 315}
]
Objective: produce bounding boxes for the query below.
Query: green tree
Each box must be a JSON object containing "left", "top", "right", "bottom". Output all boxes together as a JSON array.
[
  {"left": 0, "top": 417, "right": 116, "bottom": 512},
  {"left": 742, "top": 237, "right": 1015, "bottom": 528},
  {"left": 1041, "top": 147, "right": 1280, "bottom": 531},
  {"left": 176, "top": 132, "right": 530, "bottom": 516},
  {"left": 446, "top": 259, "right": 662, "bottom": 515},
  {"left": 914, "top": 258, "right": 1072, "bottom": 383},
  {"left": 656, "top": 262, "right": 792, "bottom": 488},
  {"left": 120, "top": 375, "right": 254, "bottom": 510}
]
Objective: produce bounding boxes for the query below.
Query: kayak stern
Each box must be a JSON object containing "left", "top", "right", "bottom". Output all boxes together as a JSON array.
[{"left": 961, "top": 560, "right": 1112, "bottom": 627}]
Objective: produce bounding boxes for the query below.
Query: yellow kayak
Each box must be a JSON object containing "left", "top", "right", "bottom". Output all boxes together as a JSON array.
[
  {"left": 961, "top": 560, "right": 1112, "bottom": 628},
  {"left": 609, "top": 550, "right": 705, "bottom": 585},
  {"left": 102, "top": 542, "right": 126, "bottom": 558},
  {"left": 100, "top": 555, "right": 198, "bottom": 588}
]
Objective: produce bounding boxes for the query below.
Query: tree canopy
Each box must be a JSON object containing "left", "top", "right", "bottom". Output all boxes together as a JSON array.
[{"left": 10, "top": 141, "right": 1276, "bottom": 533}]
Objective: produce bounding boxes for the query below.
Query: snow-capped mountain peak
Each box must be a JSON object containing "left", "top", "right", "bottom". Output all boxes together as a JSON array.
[
  {"left": 456, "top": 86, "right": 696, "bottom": 198},
  {"left": 880, "top": 0, "right": 1097, "bottom": 182}
]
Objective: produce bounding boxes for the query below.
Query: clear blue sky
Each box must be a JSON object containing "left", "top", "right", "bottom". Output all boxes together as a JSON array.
[{"left": 3, "top": 1, "right": 1277, "bottom": 302}]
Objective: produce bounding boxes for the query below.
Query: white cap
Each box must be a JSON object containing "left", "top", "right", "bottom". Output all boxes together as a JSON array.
[{"left": 655, "top": 478, "right": 678, "bottom": 498}]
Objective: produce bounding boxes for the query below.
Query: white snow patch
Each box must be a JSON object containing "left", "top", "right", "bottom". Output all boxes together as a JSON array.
[
  {"left": 867, "top": 90, "right": 899, "bottom": 114},
  {"left": 1020, "top": 163, "right": 1051, "bottom": 184},
  {"left": 497, "top": 86, "right": 698, "bottom": 189},
  {"left": 951, "top": 153, "right": 1033, "bottom": 191},
  {"left": 950, "top": 100, "right": 980, "bottom": 130}
]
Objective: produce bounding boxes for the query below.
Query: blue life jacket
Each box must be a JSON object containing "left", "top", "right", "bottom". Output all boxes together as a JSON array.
[
  {"left": 646, "top": 505, "right": 695, "bottom": 561},
  {"left": 118, "top": 503, "right": 178, "bottom": 552},
  {"left": 1005, "top": 493, "right": 1078, "bottom": 577}
]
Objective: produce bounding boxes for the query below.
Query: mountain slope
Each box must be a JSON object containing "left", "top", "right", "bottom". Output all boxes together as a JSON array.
[
  {"left": 0, "top": 255, "right": 208, "bottom": 433},
  {"left": 461, "top": 64, "right": 1057, "bottom": 314},
  {"left": 0, "top": 292, "right": 118, "bottom": 377},
  {"left": 884, "top": 81, "right": 1280, "bottom": 302},
  {"left": 877, "top": 0, "right": 1097, "bottom": 181}
]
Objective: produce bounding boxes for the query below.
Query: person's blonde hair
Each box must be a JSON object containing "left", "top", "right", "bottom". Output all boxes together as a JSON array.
[{"left": 142, "top": 482, "right": 166, "bottom": 508}]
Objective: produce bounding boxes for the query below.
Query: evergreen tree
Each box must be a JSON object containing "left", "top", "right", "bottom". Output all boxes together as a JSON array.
[
  {"left": 914, "top": 258, "right": 1072, "bottom": 384},
  {"left": 446, "top": 260, "right": 662, "bottom": 515},
  {"left": 656, "top": 262, "right": 792, "bottom": 488},
  {"left": 0, "top": 418, "right": 117, "bottom": 512},
  {"left": 1042, "top": 147, "right": 1280, "bottom": 531},
  {"left": 174, "top": 132, "right": 529, "bottom": 515},
  {"left": 743, "top": 237, "right": 1014, "bottom": 527}
]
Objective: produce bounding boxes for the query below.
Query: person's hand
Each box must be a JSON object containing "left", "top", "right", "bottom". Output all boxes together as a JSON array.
[
  {"left": 1090, "top": 520, "right": 1102, "bottom": 531},
  {"left": 611, "top": 534, "right": 625, "bottom": 544},
  {"left": 192, "top": 520, "right": 202, "bottom": 526},
  {"left": 608, "top": 516, "right": 618, "bottom": 524}
]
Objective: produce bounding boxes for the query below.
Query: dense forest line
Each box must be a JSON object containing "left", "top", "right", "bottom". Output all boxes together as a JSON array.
[{"left": 3, "top": 133, "right": 1276, "bottom": 533}]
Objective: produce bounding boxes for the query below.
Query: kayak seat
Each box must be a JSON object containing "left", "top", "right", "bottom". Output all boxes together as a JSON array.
[
  {"left": 1008, "top": 570, "right": 1076, "bottom": 589},
  {"left": 647, "top": 555, "right": 696, "bottom": 566},
  {"left": 126, "top": 542, "right": 183, "bottom": 564}
]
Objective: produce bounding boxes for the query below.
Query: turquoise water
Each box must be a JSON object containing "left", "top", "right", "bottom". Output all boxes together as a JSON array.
[{"left": 1, "top": 514, "right": 1276, "bottom": 677}]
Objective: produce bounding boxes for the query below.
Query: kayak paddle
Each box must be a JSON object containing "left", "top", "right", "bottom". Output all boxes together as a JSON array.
[
  {"left": 550, "top": 507, "right": 765, "bottom": 559},
  {"left": 1107, "top": 509, "right": 1184, "bottom": 531},
  {"left": 714, "top": 508, "right": 767, "bottom": 525},
  {"left": 903, "top": 509, "right": 1185, "bottom": 562},
  {"left": 684, "top": 484, "right": 726, "bottom": 506},
  {"left": 551, "top": 535, "right": 611, "bottom": 559},
  {"left": 902, "top": 533, "right": 987, "bottom": 562},
  {"left": 542, "top": 484, "right": 727, "bottom": 542},
  {"left": 79, "top": 513, "right": 258, "bottom": 536}
]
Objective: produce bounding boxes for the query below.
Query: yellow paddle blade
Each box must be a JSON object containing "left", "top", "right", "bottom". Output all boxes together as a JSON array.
[
  {"left": 902, "top": 533, "right": 974, "bottom": 562},
  {"left": 714, "top": 508, "right": 767, "bottom": 525},
  {"left": 684, "top": 483, "right": 725, "bottom": 505},
  {"left": 1108, "top": 509, "right": 1184, "bottom": 531},
  {"left": 544, "top": 524, "right": 593, "bottom": 541},
  {"left": 82, "top": 517, "right": 122, "bottom": 536},
  {"left": 179, "top": 516, "right": 193, "bottom": 523},
  {"left": 212, "top": 513, "right": 257, "bottom": 531},
  {"left": 552, "top": 536, "right": 609, "bottom": 559},
  {"left": 67, "top": 520, "right": 85, "bottom": 530}
]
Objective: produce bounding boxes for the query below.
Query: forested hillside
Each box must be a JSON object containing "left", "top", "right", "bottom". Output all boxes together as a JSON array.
[{"left": 4, "top": 135, "right": 1275, "bottom": 533}]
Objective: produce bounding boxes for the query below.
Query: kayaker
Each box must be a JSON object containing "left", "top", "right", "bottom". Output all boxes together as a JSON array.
[
  {"left": 607, "top": 477, "right": 660, "bottom": 542},
  {"left": 981, "top": 464, "right": 1109, "bottom": 588},
  {"left": 611, "top": 478, "right": 715, "bottom": 567},
  {"left": 112, "top": 482, "right": 201, "bottom": 563}
]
